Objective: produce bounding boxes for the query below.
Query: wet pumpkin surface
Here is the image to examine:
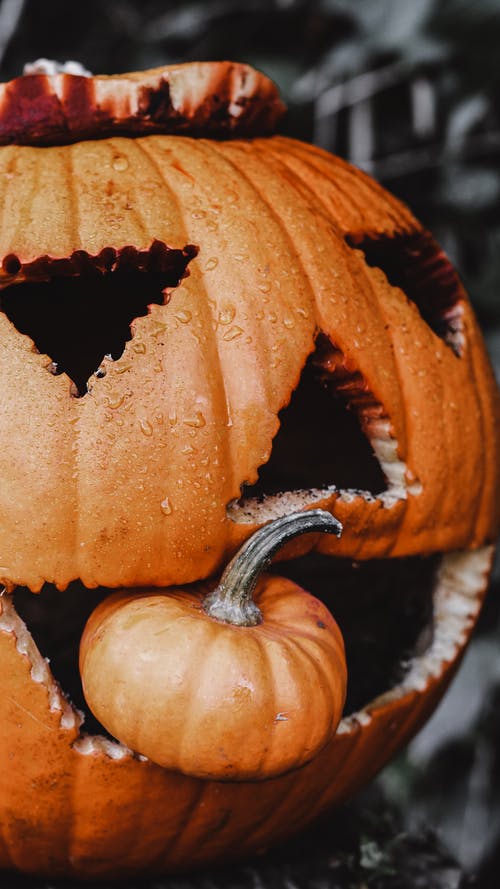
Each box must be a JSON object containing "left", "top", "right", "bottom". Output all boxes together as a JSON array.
[{"left": 1, "top": 3, "right": 500, "bottom": 887}]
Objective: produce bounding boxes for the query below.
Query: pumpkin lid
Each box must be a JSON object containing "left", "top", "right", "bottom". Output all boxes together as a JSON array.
[{"left": 0, "top": 60, "right": 286, "bottom": 146}]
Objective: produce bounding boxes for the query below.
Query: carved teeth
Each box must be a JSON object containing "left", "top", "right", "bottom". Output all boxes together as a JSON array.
[{"left": 0, "top": 591, "right": 81, "bottom": 732}]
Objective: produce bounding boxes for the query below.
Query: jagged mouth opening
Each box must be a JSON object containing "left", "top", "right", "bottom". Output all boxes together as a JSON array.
[
  {"left": 0, "top": 544, "right": 491, "bottom": 770},
  {"left": 10, "top": 553, "right": 437, "bottom": 741}
]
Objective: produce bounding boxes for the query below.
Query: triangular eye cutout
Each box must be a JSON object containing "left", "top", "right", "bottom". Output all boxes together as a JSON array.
[
  {"left": 0, "top": 243, "right": 197, "bottom": 396},
  {"left": 346, "top": 230, "right": 464, "bottom": 356}
]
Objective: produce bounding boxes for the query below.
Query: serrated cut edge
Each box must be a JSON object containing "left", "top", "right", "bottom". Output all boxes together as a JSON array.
[
  {"left": 337, "top": 545, "right": 493, "bottom": 729},
  {"left": 0, "top": 590, "right": 82, "bottom": 731}
]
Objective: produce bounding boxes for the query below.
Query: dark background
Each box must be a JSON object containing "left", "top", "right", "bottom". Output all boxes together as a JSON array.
[{"left": 1, "top": 1, "right": 500, "bottom": 887}]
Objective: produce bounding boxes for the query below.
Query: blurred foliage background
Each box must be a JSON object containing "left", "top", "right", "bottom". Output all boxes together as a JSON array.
[{"left": 1, "top": 1, "right": 499, "bottom": 886}]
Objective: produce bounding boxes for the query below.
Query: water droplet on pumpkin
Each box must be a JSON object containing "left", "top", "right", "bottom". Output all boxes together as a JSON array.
[
  {"left": 107, "top": 393, "right": 125, "bottom": 409},
  {"left": 151, "top": 322, "right": 167, "bottom": 338},
  {"left": 113, "top": 156, "right": 129, "bottom": 172},
  {"left": 268, "top": 312, "right": 277, "bottom": 323},
  {"left": 139, "top": 419, "right": 153, "bottom": 437},
  {"left": 233, "top": 253, "right": 247, "bottom": 262},
  {"left": 183, "top": 412, "right": 206, "bottom": 428},
  {"left": 259, "top": 281, "right": 271, "bottom": 294},
  {"left": 223, "top": 326, "right": 243, "bottom": 342},
  {"left": 114, "top": 362, "right": 132, "bottom": 375},
  {"left": 205, "top": 257, "right": 218, "bottom": 271},
  {"left": 175, "top": 310, "right": 192, "bottom": 324},
  {"left": 283, "top": 318, "right": 294, "bottom": 329},
  {"left": 218, "top": 306, "right": 236, "bottom": 326},
  {"left": 181, "top": 445, "right": 195, "bottom": 455},
  {"left": 160, "top": 497, "right": 172, "bottom": 515}
]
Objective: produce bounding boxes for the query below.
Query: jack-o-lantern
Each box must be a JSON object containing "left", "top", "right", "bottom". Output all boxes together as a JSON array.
[{"left": 0, "top": 61, "right": 498, "bottom": 880}]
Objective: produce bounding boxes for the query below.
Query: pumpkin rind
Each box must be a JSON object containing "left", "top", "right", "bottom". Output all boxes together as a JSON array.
[{"left": 0, "top": 134, "right": 498, "bottom": 591}]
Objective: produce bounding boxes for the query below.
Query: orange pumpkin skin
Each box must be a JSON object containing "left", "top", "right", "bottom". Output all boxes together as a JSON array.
[
  {"left": 79, "top": 576, "right": 347, "bottom": 781},
  {"left": 0, "top": 111, "right": 498, "bottom": 591},
  {"left": 0, "top": 63, "right": 498, "bottom": 879}
]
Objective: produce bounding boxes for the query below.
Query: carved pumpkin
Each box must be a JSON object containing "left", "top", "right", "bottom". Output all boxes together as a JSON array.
[{"left": 0, "top": 61, "right": 498, "bottom": 879}]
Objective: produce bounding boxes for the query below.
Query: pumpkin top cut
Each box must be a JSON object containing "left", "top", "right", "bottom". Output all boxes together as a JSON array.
[{"left": 0, "top": 61, "right": 286, "bottom": 146}]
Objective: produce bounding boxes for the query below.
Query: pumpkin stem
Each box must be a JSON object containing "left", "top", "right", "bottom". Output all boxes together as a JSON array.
[{"left": 203, "top": 510, "right": 342, "bottom": 627}]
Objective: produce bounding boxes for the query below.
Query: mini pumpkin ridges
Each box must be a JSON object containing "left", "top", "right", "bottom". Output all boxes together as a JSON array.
[{"left": 0, "top": 135, "right": 498, "bottom": 590}]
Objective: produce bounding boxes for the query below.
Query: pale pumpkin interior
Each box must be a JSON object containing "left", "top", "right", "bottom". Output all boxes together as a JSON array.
[{"left": 12, "top": 553, "right": 437, "bottom": 739}]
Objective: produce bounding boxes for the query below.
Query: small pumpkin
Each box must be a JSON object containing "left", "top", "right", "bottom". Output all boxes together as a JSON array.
[
  {"left": 0, "top": 60, "right": 498, "bottom": 880},
  {"left": 80, "top": 510, "right": 347, "bottom": 780}
]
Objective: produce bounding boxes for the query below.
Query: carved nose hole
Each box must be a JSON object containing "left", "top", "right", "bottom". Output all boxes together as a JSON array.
[
  {"left": 241, "top": 335, "right": 387, "bottom": 500},
  {"left": 0, "top": 242, "right": 197, "bottom": 396}
]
